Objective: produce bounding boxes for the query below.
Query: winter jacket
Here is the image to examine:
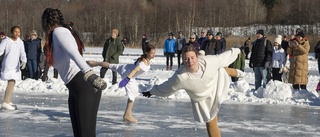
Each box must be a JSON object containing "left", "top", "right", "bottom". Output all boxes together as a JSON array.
[
  {"left": 25, "top": 38, "right": 41, "bottom": 60},
  {"left": 243, "top": 40, "right": 251, "bottom": 54},
  {"left": 202, "top": 38, "right": 220, "bottom": 55},
  {"left": 0, "top": 37, "right": 27, "bottom": 80},
  {"left": 271, "top": 47, "right": 286, "bottom": 68},
  {"left": 142, "top": 38, "right": 148, "bottom": 53},
  {"left": 175, "top": 36, "right": 186, "bottom": 51},
  {"left": 102, "top": 37, "right": 124, "bottom": 64},
  {"left": 163, "top": 38, "right": 176, "bottom": 53},
  {"left": 150, "top": 48, "right": 240, "bottom": 123},
  {"left": 287, "top": 39, "right": 310, "bottom": 85},
  {"left": 198, "top": 37, "right": 207, "bottom": 49},
  {"left": 186, "top": 40, "right": 200, "bottom": 52},
  {"left": 249, "top": 38, "right": 273, "bottom": 67},
  {"left": 219, "top": 38, "right": 226, "bottom": 53},
  {"left": 314, "top": 41, "right": 320, "bottom": 58},
  {"left": 229, "top": 51, "right": 245, "bottom": 71}
]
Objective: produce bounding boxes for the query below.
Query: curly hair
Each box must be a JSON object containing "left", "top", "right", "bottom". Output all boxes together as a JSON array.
[{"left": 41, "top": 8, "right": 84, "bottom": 66}]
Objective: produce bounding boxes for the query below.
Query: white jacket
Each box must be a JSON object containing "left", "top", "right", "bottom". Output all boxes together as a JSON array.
[
  {"left": 0, "top": 37, "right": 27, "bottom": 80},
  {"left": 271, "top": 47, "right": 286, "bottom": 68},
  {"left": 150, "top": 48, "right": 240, "bottom": 123}
]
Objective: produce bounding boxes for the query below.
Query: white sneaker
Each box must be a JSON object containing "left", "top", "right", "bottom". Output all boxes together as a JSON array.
[
  {"left": 2, "top": 102, "right": 15, "bottom": 110},
  {"left": 237, "top": 69, "right": 245, "bottom": 78}
]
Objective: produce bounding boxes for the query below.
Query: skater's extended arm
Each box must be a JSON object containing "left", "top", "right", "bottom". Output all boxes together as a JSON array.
[{"left": 86, "top": 61, "right": 110, "bottom": 68}]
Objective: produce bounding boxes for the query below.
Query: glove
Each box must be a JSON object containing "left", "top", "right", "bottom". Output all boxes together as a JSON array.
[
  {"left": 264, "top": 62, "right": 270, "bottom": 68},
  {"left": 249, "top": 62, "right": 253, "bottom": 68},
  {"left": 84, "top": 70, "right": 107, "bottom": 92},
  {"left": 142, "top": 91, "right": 152, "bottom": 98},
  {"left": 119, "top": 77, "right": 130, "bottom": 88},
  {"left": 20, "top": 62, "right": 26, "bottom": 69}
]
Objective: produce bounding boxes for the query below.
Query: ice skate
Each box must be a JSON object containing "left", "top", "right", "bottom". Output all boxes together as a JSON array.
[
  {"left": 123, "top": 115, "right": 138, "bottom": 123},
  {"left": 236, "top": 69, "right": 245, "bottom": 78},
  {"left": 1, "top": 102, "right": 16, "bottom": 111},
  {"left": 8, "top": 102, "right": 18, "bottom": 110}
]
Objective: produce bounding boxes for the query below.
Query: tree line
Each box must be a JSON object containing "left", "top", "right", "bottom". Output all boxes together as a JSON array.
[{"left": 0, "top": 0, "right": 319, "bottom": 48}]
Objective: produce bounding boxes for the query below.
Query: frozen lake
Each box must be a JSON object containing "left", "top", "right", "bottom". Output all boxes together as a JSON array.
[{"left": 0, "top": 92, "right": 320, "bottom": 137}]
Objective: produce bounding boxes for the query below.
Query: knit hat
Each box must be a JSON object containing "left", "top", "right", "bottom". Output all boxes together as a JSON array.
[
  {"left": 201, "top": 29, "right": 207, "bottom": 33},
  {"left": 207, "top": 30, "right": 213, "bottom": 36},
  {"left": 190, "top": 33, "right": 196, "bottom": 38},
  {"left": 256, "top": 29, "right": 264, "bottom": 35},
  {"left": 274, "top": 36, "right": 282, "bottom": 44},
  {"left": 178, "top": 31, "right": 183, "bottom": 34},
  {"left": 0, "top": 32, "right": 5, "bottom": 36},
  {"left": 112, "top": 29, "right": 119, "bottom": 36},
  {"left": 143, "top": 34, "right": 147, "bottom": 37},
  {"left": 168, "top": 32, "right": 174, "bottom": 36},
  {"left": 296, "top": 31, "right": 305, "bottom": 38},
  {"left": 30, "top": 30, "right": 37, "bottom": 37},
  {"left": 216, "top": 32, "right": 222, "bottom": 37}
]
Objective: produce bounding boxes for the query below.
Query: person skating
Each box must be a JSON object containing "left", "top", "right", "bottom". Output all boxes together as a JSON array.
[
  {"left": 0, "top": 26, "right": 27, "bottom": 110},
  {"left": 87, "top": 45, "right": 156, "bottom": 123},
  {"left": 142, "top": 46, "right": 244, "bottom": 137}
]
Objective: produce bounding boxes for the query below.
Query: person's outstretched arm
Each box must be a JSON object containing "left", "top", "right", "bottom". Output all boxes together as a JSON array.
[{"left": 86, "top": 61, "right": 110, "bottom": 68}]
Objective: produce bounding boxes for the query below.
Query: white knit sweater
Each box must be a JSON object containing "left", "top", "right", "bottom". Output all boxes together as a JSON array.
[{"left": 150, "top": 48, "right": 240, "bottom": 123}]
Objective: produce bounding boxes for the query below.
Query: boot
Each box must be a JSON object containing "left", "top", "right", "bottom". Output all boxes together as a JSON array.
[
  {"left": 166, "top": 65, "right": 169, "bottom": 70},
  {"left": 170, "top": 66, "right": 172, "bottom": 70}
]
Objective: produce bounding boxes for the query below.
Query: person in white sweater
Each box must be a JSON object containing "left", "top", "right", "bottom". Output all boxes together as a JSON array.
[
  {"left": 143, "top": 46, "right": 242, "bottom": 137},
  {"left": 87, "top": 45, "right": 156, "bottom": 123},
  {"left": 41, "top": 8, "right": 107, "bottom": 137},
  {"left": 0, "top": 26, "right": 27, "bottom": 111}
]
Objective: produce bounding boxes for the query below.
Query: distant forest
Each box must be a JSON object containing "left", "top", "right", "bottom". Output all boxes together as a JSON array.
[{"left": 1, "top": 0, "right": 319, "bottom": 47}]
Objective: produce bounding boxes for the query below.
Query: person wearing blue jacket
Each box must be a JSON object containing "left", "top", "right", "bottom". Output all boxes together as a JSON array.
[
  {"left": 164, "top": 32, "right": 176, "bottom": 70},
  {"left": 24, "top": 30, "right": 41, "bottom": 80}
]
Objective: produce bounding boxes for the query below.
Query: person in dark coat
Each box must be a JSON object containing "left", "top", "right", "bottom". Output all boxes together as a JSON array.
[
  {"left": 314, "top": 40, "right": 320, "bottom": 74},
  {"left": 101, "top": 29, "right": 124, "bottom": 84},
  {"left": 243, "top": 37, "right": 251, "bottom": 59},
  {"left": 175, "top": 31, "right": 186, "bottom": 68},
  {"left": 215, "top": 32, "right": 226, "bottom": 53},
  {"left": 249, "top": 29, "right": 273, "bottom": 90},
  {"left": 0, "top": 32, "right": 6, "bottom": 77},
  {"left": 202, "top": 30, "right": 220, "bottom": 55},
  {"left": 25, "top": 30, "right": 41, "bottom": 80},
  {"left": 198, "top": 29, "right": 207, "bottom": 49},
  {"left": 142, "top": 34, "right": 149, "bottom": 54},
  {"left": 281, "top": 35, "right": 289, "bottom": 65},
  {"left": 186, "top": 34, "right": 200, "bottom": 52}
]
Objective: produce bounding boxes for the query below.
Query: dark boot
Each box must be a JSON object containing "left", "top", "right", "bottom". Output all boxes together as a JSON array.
[
  {"left": 166, "top": 65, "right": 169, "bottom": 70},
  {"left": 170, "top": 66, "right": 172, "bottom": 70}
]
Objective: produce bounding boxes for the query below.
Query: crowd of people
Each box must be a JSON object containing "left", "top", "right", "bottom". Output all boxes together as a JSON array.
[{"left": 0, "top": 7, "right": 316, "bottom": 137}]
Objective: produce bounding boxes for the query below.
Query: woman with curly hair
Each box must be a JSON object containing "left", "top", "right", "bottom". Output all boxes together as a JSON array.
[{"left": 41, "top": 8, "right": 107, "bottom": 136}]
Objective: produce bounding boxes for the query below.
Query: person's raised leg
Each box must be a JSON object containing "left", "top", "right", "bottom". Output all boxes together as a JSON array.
[
  {"left": 123, "top": 98, "right": 137, "bottom": 123},
  {"left": 224, "top": 67, "right": 244, "bottom": 78},
  {"left": 206, "top": 116, "right": 221, "bottom": 137}
]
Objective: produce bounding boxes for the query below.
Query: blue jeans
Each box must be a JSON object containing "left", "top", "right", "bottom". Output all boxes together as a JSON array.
[
  {"left": 253, "top": 67, "right": 269, "bottom": 90},
  {"left": 27, "top": 59, "right": 38, "bottom": 79}
]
